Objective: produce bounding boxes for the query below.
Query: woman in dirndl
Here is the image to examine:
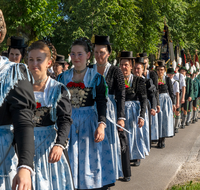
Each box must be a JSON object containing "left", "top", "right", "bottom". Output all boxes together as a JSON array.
[
  {"left": 131, "top": 56, "right": 150, "bottom": 166},
  {"left": 156, "top": 60, "right": 176, "bottom": 148},
  {"left": 28, "top": 41, "right": 74, "bottom": 190},
  {"left": 93, "top": 35, "right": 130, "bottom": 181},
  {"left": 57, "top": 37, "right": 115, "bottom": 190},
  {"left": 0, "top": 9, "right": 35, "bottom": 190}
]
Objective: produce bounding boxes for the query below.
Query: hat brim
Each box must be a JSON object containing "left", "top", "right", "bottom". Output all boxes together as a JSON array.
[
  {"left": 167, "top": 72, "right": 175, "bottom": 74},
  {"left": 10, "top": 45, "right": 28, "bottom": 48}
]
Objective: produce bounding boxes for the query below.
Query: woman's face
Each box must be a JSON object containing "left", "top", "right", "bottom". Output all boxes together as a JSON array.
[
  {"left": 70, "top": 45, "right": 90, "bottom": 69},
  {"left": 9, "top": 48, "right": 22, "bottom": 63},
  {"left": 53, "top": 63, "right": 63, "bottom": 76},
  {"left": 28, "top": 49, "right": 51, "bottom": 79},
  {"left": 120, "top": 59, "right": 132, "bottom": 77},
  {"left": 94, "top": 45, "right": 110, "bottom": 65},
  {"left": 156, "top": 67, "right": 165, "bottom": 77},
  {"left": 133, "top": 63, "right": 144, "bottom": 77}
]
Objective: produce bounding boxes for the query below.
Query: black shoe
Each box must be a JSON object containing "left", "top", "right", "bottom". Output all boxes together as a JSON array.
[
  {"left": 192, "top": 119, "right": 195, "bottom": 123},
  {"left": 161, "top": 142, "right": 165, "bottom": 148},
  {"left": 181, "top": 124, "right": 185, "bottom": 129},
  {"left": 134, "top": 159, "right": 141, "bottom": 166},
  {"left": 122, "top": 177, "right": 131, "bottom": 182},
  {"left": 157, "top": 141, "right": 162, "bottom": 148},
  {"left": 175, "top": 128, "right": 178, "bottom": 133},
  {"left": 186, "top": 121, "right": 190, "bottom": 126}
]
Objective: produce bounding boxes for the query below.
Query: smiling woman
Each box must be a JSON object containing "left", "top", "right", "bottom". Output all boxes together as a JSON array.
[{"left": 27, "top": 40, "right": 74, "bottom": 190}]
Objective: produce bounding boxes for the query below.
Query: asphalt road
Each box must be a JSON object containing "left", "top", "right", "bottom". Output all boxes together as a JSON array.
[{"left": 112, "top": 116, "right": 200, "bottom": 190}]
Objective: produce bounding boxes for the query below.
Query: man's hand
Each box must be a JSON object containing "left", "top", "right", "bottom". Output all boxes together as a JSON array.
[{"left": 188, "top": 97, "right": 192, "bottom": 102}]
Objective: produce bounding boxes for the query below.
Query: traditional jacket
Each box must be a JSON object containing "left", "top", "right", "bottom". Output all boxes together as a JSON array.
[{"left": 185, "top": 77, "right": 193, "bottom": 100}]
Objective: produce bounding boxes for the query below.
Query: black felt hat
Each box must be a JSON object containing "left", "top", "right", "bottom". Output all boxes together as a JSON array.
[
  {"left": 139, "top": 52, "right": 148, "bottom": 58},
  {"left": 167, "top": 68, "right": 175, "bottom": 74},
  {"left": 155, "top": 60, "right": 165, "bottom": 68},
  {"left": 8, "top": 36, "right": 27, "bottom": 48},
  {"left": 92, "top": 35, "right": 111, "bottom": 45},
  {"left": 119, "top": 51, "right": 134, "bottom": 59},
  {"left": 56, "top": 54, "right": 66, "bottom": 64},
  {"left": 135, "top": 57, "right": 145, "bottom": 64}
]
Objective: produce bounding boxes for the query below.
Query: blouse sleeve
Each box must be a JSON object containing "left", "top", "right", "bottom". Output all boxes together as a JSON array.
[
  {"left": 167, "top": 77, "right": 175, "bottom": 105},
  {"left": 137, "top": 78, "right": 147, "bottom": 119},
  {"left": 55, "top": 86, "right": 72, "bottom": 147},
  {"left": 113, "top": 67, "right": 126, "bottom": 119},
  {"left": 95, "top": 75, "right": 107, "bottom": 123},
  {"left": 7, "top": 65, "right": 36, "bottom": 169}
]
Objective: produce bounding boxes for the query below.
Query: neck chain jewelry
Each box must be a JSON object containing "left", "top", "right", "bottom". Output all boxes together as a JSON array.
[
  {"left": 124, "top": 74, "right": 130, "bottom": 81},
  {"left": 35, "top": 76, "right": 48, "bottom": 85},
  {"left": 97, "top": 62, "right": 108, "bottom": 68},
  {"left": 74, "top": 67, "right": 87, "bottom": 74}
]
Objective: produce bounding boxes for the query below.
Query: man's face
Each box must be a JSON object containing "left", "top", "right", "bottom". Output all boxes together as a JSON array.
[{"left": 0, "top": 10, "right": 6, "bottom": 43}]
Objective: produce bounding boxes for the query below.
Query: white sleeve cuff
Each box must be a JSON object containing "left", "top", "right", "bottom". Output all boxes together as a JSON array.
[
  {"left": 17, "top": 165, "right": 35, "bottom": 176},
  {"left": 138, "top": 117, "right": 145, "bottom": 121},
  {"left": 98, "top": 121, "right": 107, "bottom": 128},
  {"left": 54, "top": 144, "right": 66, "bottom": 150},
  {"left": 118, "top": 117, "right": 126, "bottom": 121}
]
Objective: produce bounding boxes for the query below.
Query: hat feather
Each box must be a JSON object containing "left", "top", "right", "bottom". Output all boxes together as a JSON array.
[
  {"left": 185, "top": 62, "right": 190, "bottom": 70},
  {"left": 93, "top": 58, "right": 97, "bottom": 64},
  {"left": 178, "top": 57, "right": 182, "bottom": 66},
  {"left": 196, "top": 62, "right": 200, "bottom": 69},
  {"left": 172, "top": 60, "right": 176, "bottom": 71},
  {"left": 113, "top": 59, "right": 117, "bottom": 66},
  {"left": 190, "top": 66, "right": 194, "bottom": 75}
]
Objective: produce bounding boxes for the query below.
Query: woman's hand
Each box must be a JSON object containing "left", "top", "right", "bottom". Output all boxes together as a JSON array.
[
  {"left": 150, "top": 109, "right": 156, "bottom": 116},
  {"left": 138, "top": 118, "right": 144, "bottom": 128},
  {"left": 48, "top": 145, "right": 63, "bottom": 163},
  {"left": 156, "top": 106, "right": 161, "bottom": 113},
  {"left": 94, "top": 123, "right": 105, "bottom": 143},
  {"left": 12, "top": 168, "right": 31, "bottom": 190},
  {"left": 117, "top": 119, "right": 125, "bottom": 131}
]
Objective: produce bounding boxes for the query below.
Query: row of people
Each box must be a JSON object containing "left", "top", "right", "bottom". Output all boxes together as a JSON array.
[{"left": 1, "top": 9, "right": 200, "bottom": 189}]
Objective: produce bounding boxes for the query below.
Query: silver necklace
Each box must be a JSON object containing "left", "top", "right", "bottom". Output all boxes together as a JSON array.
[
  {"left": 74, "top": 67, "right": 87, "bottom": 74},
  {"left": 35, "top": 76, "right": 48, "bottom": 84}
]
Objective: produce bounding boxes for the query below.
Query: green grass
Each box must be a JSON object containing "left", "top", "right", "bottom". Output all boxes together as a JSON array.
[{"left": 170, "top": 181, "right": 200, "bottom": 190}]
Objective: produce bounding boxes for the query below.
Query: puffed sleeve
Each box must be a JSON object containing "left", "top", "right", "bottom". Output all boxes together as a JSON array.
[
  {"left": 137, "top": 78, "right": 147, "bottom": 119},
  {"left": 166, "top": 77, "right": 175, "bottom": 105},
  {"left": 95, "top": 75, "right": 107, "bottom": 123},
  {"left": 7, "top": 65, "right": 35, "bottom": 169},
  {"left": 55, "top": 86, "right": 72, "bottom": 147},
  {"left": 150, "top": 71, "right": 160, "bottom": 106},
  {"left": 113, "top": 67, "right": 126, "bottom": 119}
]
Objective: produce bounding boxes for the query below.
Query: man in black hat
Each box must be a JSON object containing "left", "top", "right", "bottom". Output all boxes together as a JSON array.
[
  {"left": 8, "top": 36, "right": 27, "bottom": 63},
  {"left": 0, "top": 9, "right": 35, "bottom": 190}
]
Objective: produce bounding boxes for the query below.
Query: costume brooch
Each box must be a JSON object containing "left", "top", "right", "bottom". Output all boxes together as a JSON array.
[{"left": 67, "top": 82, "right": 90, "bottom": 108}]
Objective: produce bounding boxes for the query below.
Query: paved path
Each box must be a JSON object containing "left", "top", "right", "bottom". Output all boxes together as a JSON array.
[{"left": 112, "top": 117, "right": 200, "bottom": 190}]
